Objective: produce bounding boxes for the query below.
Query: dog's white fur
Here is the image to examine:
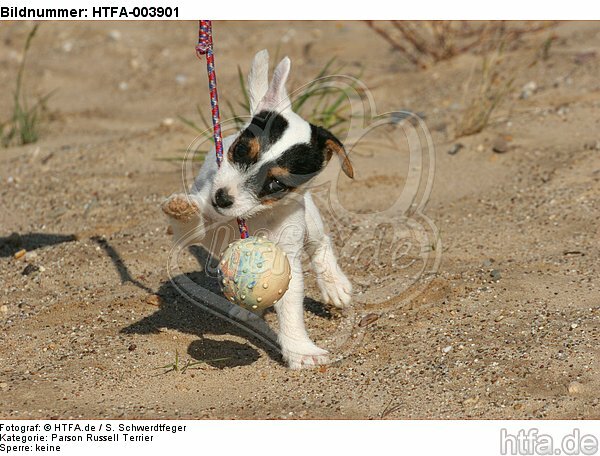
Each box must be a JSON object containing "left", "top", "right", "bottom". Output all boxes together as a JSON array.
[{"left": 162, "top": 50, "right": 352, "bottom": 369}]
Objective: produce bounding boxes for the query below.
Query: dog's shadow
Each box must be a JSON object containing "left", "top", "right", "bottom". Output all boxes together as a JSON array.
[{"left": 122, "top": 245, "right": 333, "bottom": 369}]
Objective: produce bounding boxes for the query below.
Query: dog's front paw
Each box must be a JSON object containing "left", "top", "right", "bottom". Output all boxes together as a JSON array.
[
  {"left": 316, "top": 269, "right": 352, "bottom": 309},
  {"left": 162, "top": 193, "right": 200, "bottom": 222},
  {"left": 281, "top": 340, "right": 330, "bottom": 370}
]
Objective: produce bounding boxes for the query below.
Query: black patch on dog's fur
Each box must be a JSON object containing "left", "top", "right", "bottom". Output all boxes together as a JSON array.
[
  {"left": 228, "top": 110, "right": 288, "bottom": 168},
  {"left": 251, "top": 125, "right": 333, "bottom": 200},
  {"left": 252, "top": 110, "right": 288, "bottom": 146},
  {"left": 311, "top": 124, "right": 353, "bottom": 178},
  {"left": 312, "top": 124, "right": 338, "bottom": 161},
  {"left": 276, "top": 142, "right": 323, "bottom": 185},
  {"left": 242, "top": 119, "right": 348, "bottom": 203}
]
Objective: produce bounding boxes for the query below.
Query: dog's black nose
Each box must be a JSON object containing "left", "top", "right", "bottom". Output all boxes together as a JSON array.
[{"left": 213, "top": 188, "right": 234, "bottom": 209}]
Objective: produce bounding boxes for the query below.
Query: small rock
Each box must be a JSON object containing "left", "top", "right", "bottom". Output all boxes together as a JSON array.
[
  {"left": 448, "top": 143, "right": 464, "bottom": 155},
  {"left": 24, "top": 251, "right": 38, "bottom": 262},
  {"left": 492, "top": 136, "right": 509, "bottom": 153},
  {"left": 568, "top": 381, "right": 582, "bottom": 395},
  {"left": 108, "top": 30, "right": 122, "bottom": 41},
  {"left": 490, "top": 269, "right": 502, "bottom": 280},
  {"left": 442, "top": 345, "right": 453, "bottom": 354},
  {"left": 145, "top": 294, "right": 162, "bottom": 307},
  {"left": 22, "top": 264, "right": 40, "bottom": 276},
  {"left": 557, "top": 106, "right": 569, "bottom": 117},
  {"left": 520, "top": 81, "right": 538, "bottom": 99},
  {"left": 13, "top": 249, "right": 26, "bottom": 260},
  {"left": 128, "top": 344, "right": 137, "bottom": 352},
  {"left": 161, "top": 118, "right": 175, "bottom": 128},
  {"left": 62, "top": 41, "right": 73, "bottom": 53},
  {"left": 495, "top": 315, "right": 505, "bottom": 322},
  {"left": 118, "top": 81, "right": 129, "bottom": 91},
  {"left": 570, "top": 323, "right": 579, "bottom": 330},
  {"left": 463, "top": 396, "right": 479, "bottom": 407},
  {"left": 175, "top": 74, "right": 188, "bottom": 85},
  {"left": 0, "top": 305, "right": 8, "bottom": 313},
  {"left": 0, "top": 382, "right": 8, "bottom": 390}
]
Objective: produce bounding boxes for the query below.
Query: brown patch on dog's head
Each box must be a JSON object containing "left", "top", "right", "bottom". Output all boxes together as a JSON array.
[
  {"left": 259, "top": 196, "right": 279, "bottom": 206},
  {"left": 269, "top": 166, "right": 290, "bottom": 179},
  {"left": 227, "top": 136, "right": 261, "bottom": 166},
  {"left": 247, "top": 138, "right": 261, "bottom": 160}
]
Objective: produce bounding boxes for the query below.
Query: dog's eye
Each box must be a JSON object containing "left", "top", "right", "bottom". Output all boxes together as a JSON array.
[{"left": 266, "top": 178, "right": 287, "bottom": 194}]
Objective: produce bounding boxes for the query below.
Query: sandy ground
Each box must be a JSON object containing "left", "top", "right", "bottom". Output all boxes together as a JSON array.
[{"left": 0, "top": 21, "right": 599, "bottom": 419}]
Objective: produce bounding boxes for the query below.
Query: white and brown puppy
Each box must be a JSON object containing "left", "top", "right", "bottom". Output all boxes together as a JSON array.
[{"left": 162, "top": 50, "right": 353, "bottom": 369}]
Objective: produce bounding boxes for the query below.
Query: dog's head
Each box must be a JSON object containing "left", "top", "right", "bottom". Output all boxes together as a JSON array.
[{"left": 210, "top": 50, "right": 353, "bottom": 219}]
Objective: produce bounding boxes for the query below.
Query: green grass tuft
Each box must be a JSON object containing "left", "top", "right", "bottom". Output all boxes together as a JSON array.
[
  {"left": 1, "top": 25, "right": 53, "bottom": 148},
  {"left": 153, "top": 350, "right": 230, "bottom": 375}
]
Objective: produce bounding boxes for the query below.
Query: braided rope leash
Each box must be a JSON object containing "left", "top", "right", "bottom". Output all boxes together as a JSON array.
[{"left": 196, "top": 20, "right": 250, "bottom": 240}]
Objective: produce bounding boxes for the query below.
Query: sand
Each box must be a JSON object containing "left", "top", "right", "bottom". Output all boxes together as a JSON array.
[{"left": 0, "top": 21, "right": 598, "bottom": 419}]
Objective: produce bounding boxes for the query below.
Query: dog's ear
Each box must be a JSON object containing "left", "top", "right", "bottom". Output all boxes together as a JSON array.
[
  {"left": 256, "top": 57, "right": 292, "bottom": 114},
  {"left": 313, "top": 125, "right": 354, "bottom": 179},
  {"left": 248, "top": 50, "right": 270, "bottom": 115}
]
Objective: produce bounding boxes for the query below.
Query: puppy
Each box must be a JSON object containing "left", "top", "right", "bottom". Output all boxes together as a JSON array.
[{"left": 162, "top": 50, "right": 353, "bottom": 369}]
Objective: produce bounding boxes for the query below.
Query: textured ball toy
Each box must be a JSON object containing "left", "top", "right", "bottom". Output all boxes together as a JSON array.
[{"left": 218, "top": 237, "right": 291, "bottom": 312}]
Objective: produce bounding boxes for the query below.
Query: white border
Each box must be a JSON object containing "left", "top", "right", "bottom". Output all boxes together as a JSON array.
[
  {"left": 0, "top": 420, "right": 599, "bottom": 456},
  {"left": 3, "top": 0, "right": 599, "bottom": 19}
]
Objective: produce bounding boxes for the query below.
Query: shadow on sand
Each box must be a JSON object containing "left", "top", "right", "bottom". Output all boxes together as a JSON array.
[
  {"left": 91, "top": 238, "right": 332, "bottom": 369},
  {"left": 0, "top": 232, "right": 77, "bottom": 257},
  {"left": 121, "top": 245, "right": 284, "bottom": 368}
]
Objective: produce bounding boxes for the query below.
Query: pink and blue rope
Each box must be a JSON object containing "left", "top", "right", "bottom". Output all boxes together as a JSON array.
[{"left": 196, "top": 20, "right": 250, "bottom": 239}]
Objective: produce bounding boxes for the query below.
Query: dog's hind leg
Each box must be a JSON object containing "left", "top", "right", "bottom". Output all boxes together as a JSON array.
[{"left": 304, "top": 192, "right": 352, "bottom": 308}]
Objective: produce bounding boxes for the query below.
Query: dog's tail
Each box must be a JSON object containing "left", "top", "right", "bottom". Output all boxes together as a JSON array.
[{"left": 248, "top": 49, "right": 270, "bottom": 115}]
